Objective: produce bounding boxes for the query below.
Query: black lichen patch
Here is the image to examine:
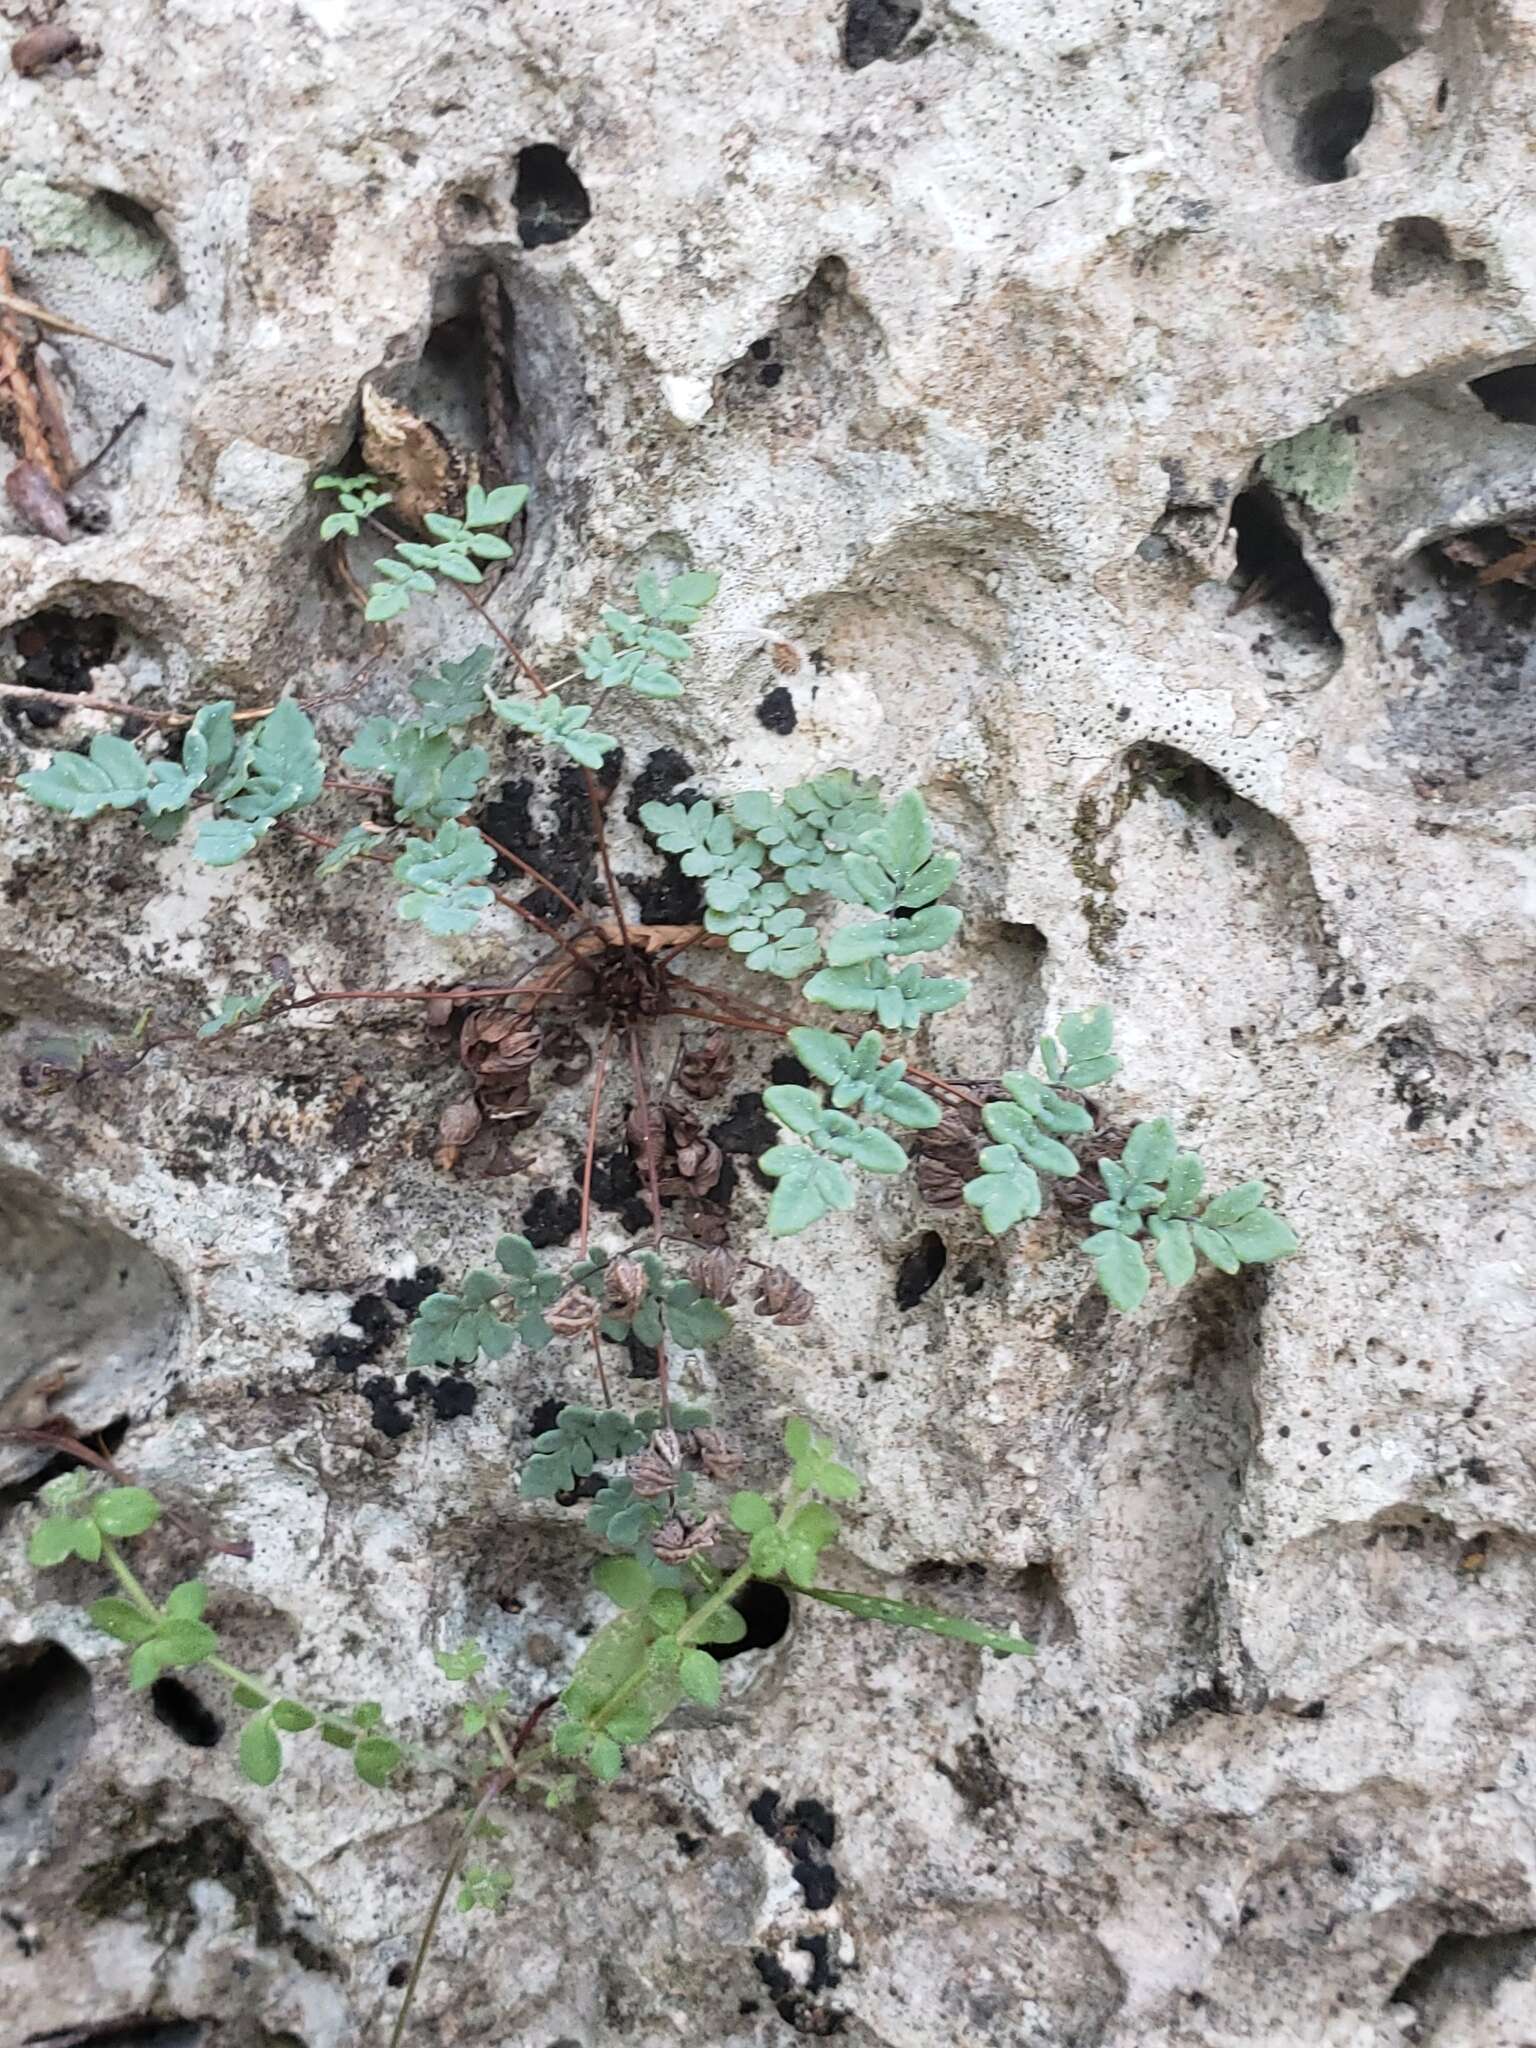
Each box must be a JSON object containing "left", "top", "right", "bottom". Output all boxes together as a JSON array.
[
  {"left": 314, "top": 1292, "right": 400, "bottom": 1375},
  {"left": 750, "top": 1787, "right": 841, "bottom": 1910},
  {"left": 751, "top": 1938, "right": 847, "bottom": 2033},
  {"left": 480, "top": 757, "right": 618, "bottom": 922},
  {"left": 360, "top": 1375, "right": 414, "bottom": 1438},
  {"left": 757, "top": 685, "right": 797, "bottom": 734},
  {"left": 312, "top": 1272, "right": 475, "bottom": 1439},
  {"left": 626, "top": 746, "right": 703, "bottom": 923},
  {"left": 522, "top": 1185, "right": 581, "bottom": 1248},
  {"left": 710, "top": 1092, "right": 782, "bottom": 1187}
]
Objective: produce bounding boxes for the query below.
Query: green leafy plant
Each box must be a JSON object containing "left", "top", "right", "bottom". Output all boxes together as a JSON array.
[
  {"left": 10, "top": 452, "right": 1304, "bottom": 2043},
  {"left": 25, "top": 1414, "right": 1030, "bottom": 2041}
]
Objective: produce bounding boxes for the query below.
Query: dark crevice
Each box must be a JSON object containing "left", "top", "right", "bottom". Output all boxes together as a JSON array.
[
  {"left": 1260, "top": 5, "right": 1420, "bottom": 185},
  {"left": 24, "top": 2024, "right": 207, "bottom": 2048},
  {"left": 1469, "top": 362, "right": 1536, "bottom": 425},
  {"left": 0, "top": 1640, "right": 92, "bottom": 1828},
  {"left": 1372, "top": 217, "right": 1486, "bottom": 298},
  {"left": 1390, "top": 1925, "right": 1536, "bottom": 2027},
  {"left": 513, "top": 145, "right": 591, "bottom": 249},
  {"left": 149, "top": 1676, "right": 223, "bottom": 1749},
  {"left": 1296, "top": 83, "right": 1377, "bottom": 181},
  {"left": 1380, "top": 523, "right": 1536, "bottom": 804},
  {"left": 1228, "top": 484, "right": 1340, "bottom": 651},
  {"left": 844, "top": 0, "right": 921, "bottom": 69},
  {"left": 894, "top": 1230, "right": 947, "bottom": 1310},
  {"left": 3, "top": 609, "right": 120, "bottom": 729},
  {"left": 705, "top": 1581, "right": 792, "bottom": 1662}
]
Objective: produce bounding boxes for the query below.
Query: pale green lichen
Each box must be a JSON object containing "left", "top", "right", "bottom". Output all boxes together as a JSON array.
[
  {"left": 1259, "top": 421, "right": 1355, "bottom": 514},
  {"left": 1, "top": 173, "right": 163, "bottom": 281}
]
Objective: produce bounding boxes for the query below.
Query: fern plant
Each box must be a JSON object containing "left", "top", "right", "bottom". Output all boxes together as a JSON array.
[{"left": 6, "top": 450, "right": 1306, "bottom": 2042}]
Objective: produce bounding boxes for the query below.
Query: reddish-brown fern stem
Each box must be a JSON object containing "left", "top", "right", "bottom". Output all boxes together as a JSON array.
[
  {"left": 473, "top": 824, "right": 605, "bottom": 939},
  {"left": 579, "top": 1031, "right": 615, "bottom": 1258},
  {"left": 276, "top": 819, "right": 587, "bottom": 965},
  {"left": 584, "top": 767, "right": 631, "bottom": 952},
  {"left": 663, "top": 977, "right": 982, "bottom": 1107},
  {"left": 589, "top": 1328, "right": 612, "bottom": 1409},
  {"left": 624, "top": 1024, "right": 670, "bottom": 1424}
]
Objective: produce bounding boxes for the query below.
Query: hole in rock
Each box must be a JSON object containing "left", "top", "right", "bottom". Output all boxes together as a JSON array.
[
  {"left": 717, "top": 257, "right": 880, "bottom": 433},
  {"left": 0, "top": 1641, "right": 92, "bottom": 1838},
  {"left": 371, "top": 269, "right": 526, "bottom": 499},
  {"left": 1259, "top": 2, "right": 1419, "bottom": 183},
  {"left": 2, "top": 608, "right": 118, "bottom": 728},
  {"left": 1111, "top": 746, "right": 1335, "bottom": 1029},
  {"left": 844, "top": 0, "right": 921, "bottom": 69},
  {"left": 149, "top": 1676, "right": 223, "bottom": 1749},
  {"left": 1378, "top": 522, "right": 1536, "bottom": 806},
  {"left": 705, "top": 1581, "right": 792, "bottom": 1662},
  {"left": 894, "top": 1231, "right": 947, "bottom": 1310},
  {"left": 1390, "top": 1926, "right": 1536, "bottom": 2027},
  {"left": 513, "top": 145, "right": 591, "bottom": 249},
  {"left": 1371, "top": 216, "right": 1486, "bottom": 297},
  {"left": 1470, "top": 362, "right": 1536, "bottom": 425},
  {"left": 1228, "top": 484, "right": 1341, "bottom": 653},
  {"left": 0, "top": 1164, "right": 185, "bottom": 1484}
]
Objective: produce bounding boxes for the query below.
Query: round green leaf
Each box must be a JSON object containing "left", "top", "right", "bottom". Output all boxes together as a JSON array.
[
  {"left": 92, "top": 1487, "right": 162, "bottom": 1538},
  {"left": 678, "top": 1649, "right": 722, "bottom": 1707},
  {"left": 353, "top": 1736, "right": 402, "bottom": 1788},
  {"left": 587, "top": 1735, "right": 624, "bottom": 1782},
  {"left": 647, "top": 1589, "right": 688, "bottom": 1633},
  {"left": 87, "top": 1596, "right": 156, "bottom": 1643},
  {"left": 157, "top": 1619, "right": 218, "bottom": 1667},
  {"left": 729, "top": 1491, "right": 775, "bottom": 1535},
  {"left": 164, "top": 1580, "right": 208, "bottom": 1621},
  {"left": 29, "top": 1517, "right": 86, "bottom": 1569},
  {"left": 593, "top": 1555, "right": 654, "bottom": 1611},
  {"left": 239, "top": 1715, "right": 283, "bottom": 1788},
  {"left": 271, "top": 1699, "right": 317, "bottom": 1733}
]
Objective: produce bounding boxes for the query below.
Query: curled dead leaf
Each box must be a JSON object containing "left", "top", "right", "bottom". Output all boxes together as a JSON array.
[
  {"left": 360, "top": 382, "right": 462, "bottom": 531},
  {"left": 5, "top": 459, "right": 71, "bottom": 542}
]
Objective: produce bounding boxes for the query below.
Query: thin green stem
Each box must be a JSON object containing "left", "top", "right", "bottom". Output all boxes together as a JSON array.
[
  {"left": 387, "top": 1770, "right": 512, "bottom": 2048},
  {"left": 585, "top": 1561, "right": 754, "bottom": 1738},
  {"left": 99, "top": 1540, "right": 465, "bottom": 1779},
  {"left": 467, "top": 1680, "right": 516, "bottom": 1771}
]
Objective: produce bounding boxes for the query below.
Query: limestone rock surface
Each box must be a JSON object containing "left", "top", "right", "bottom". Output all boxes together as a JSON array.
[{"left": 3, "top": 2, "right": 1536, "bottom": 2044}]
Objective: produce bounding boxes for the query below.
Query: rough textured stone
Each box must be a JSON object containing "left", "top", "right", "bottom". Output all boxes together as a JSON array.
[{"left": 3, "top": 2, "right": 1536, "bottom": 2044}]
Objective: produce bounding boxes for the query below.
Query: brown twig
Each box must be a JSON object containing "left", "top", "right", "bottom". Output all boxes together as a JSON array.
[
  {"left": 70, "top": 400, "right": 145, "bottom": 486},
  {"left": 479, "top": 270, "right": 516, "bottom": 485},
  {"left": 0, "top": 285, "right": 173, "bottom": 369},
  {"left": 0, "top": 247, "right": 60, "bottom": 486}
]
